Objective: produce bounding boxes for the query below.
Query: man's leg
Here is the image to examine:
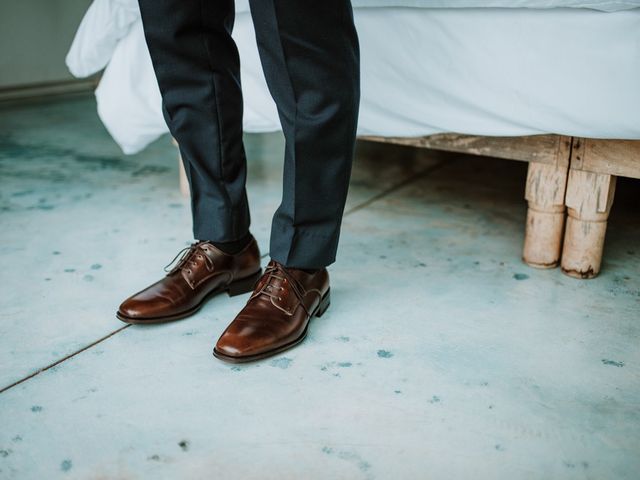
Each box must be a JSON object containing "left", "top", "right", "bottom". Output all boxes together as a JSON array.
[
  {"left": 214, "top": 1, "right": 360, "bottom": 362},
  {"left": 117, "top": 0, "right": 262, "bottom": 325},
  {"left": 138, "top": 0, "right": 249, "bottom": 243},
  {"left": 250, "top": 0, "right": 361, "bottom": 269}
]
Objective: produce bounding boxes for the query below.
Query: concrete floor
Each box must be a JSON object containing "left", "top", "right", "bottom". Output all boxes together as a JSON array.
[{"left": 0, "top": 94, "right": 639, "bottom": 480}]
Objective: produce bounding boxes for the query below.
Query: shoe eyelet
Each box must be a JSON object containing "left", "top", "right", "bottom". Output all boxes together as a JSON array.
[{"left": 278, "top": 297, "right": 282, "bottom": 301}]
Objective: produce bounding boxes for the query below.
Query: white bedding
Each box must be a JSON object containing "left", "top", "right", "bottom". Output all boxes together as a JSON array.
[
  {"left": 66, "top": 1, "right": 640, "bottom": 154},
  {"left": 235, "top": 0, "right": 640, "bottom": 12}
]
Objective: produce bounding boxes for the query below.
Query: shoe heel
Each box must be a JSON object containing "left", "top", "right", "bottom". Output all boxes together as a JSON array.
[
  {"left": 315, "top": 289, "right": 331, "bottom": 318},
  {"left": 227, "top": 269, "right": 262, "bottom": 297}
]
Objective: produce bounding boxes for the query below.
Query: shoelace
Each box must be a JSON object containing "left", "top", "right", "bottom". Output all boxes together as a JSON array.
[
  {"left": 163, "top": 241, "right": 214, "bottom": 275},
  {"left": 255, "top": 263, "right": 310, "bottom": 316}
]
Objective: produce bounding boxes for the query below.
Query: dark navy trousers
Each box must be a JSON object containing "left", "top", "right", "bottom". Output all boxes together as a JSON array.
[{"left": 138, "top": 0, "right": 360, "bottom": 268}]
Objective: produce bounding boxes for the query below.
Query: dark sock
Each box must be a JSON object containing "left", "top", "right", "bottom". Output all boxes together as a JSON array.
[
  {"left": 300, "top": 268, "right": 320, "bottom": 275},
  {"left": 279, "top": 263, "right": 319, "bottom": 275},
  {"left": 205, "top": 232, "right": 252, "bottom": 255}
]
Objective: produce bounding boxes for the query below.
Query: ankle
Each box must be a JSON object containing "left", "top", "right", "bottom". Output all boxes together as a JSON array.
[
  {"left": 283, "top": 265, "right": 320, "bottom": 275},
  {"left": 299, "top": 268, "right": 320, "bottom": 275},
  {"left": 202, "top": 232, "right": 252, "bottom": 255}
]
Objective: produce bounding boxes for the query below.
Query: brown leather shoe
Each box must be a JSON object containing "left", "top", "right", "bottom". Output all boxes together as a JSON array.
[
  {"left": 117, "top": 236, "right": 262, "bottom": 324},
  {"left": 213, "top": 260, "right": 331, "bottom": 363}
]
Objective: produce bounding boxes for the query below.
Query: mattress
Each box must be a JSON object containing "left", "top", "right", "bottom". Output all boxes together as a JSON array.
[{"left": 67, "top": 2, "right": 640, "bottom": 154}]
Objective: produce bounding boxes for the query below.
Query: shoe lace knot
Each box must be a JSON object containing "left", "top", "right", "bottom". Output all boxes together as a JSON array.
[
  {"left": 253, "top": 262, "right": 310, "bottom": 316},
  {"left": 163, "top": 241, "right": 214, "bottom": 275}
]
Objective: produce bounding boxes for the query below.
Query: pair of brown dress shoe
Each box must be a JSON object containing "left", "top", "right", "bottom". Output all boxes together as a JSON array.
[{"left": 117, "top": 235, "right": 330, "bottom": 363}]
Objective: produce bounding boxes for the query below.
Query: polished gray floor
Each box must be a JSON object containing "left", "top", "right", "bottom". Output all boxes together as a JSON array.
[{"left": 0, "top": 94, "right": 639, "bottom": 479}]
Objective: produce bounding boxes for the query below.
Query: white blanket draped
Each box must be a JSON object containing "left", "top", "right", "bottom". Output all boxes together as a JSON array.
[{"left": 66, "top": 0, "right": 640, "bottom": 154}]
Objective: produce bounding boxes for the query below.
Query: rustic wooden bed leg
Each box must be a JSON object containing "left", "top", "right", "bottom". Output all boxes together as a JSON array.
[
  {"left": 178, "top": 156, "right": 190, "bottom": 198},
  {"left": 522, "top": 161, "right": 569, "bottom": 268},
  {"left": 171, "top": 137, "right": 190, "bottom": 197},
  {"left": 561, "top": 169, "right": 616, "bottom": 279}
]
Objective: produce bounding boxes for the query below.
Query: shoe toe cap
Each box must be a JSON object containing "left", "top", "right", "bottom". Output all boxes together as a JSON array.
[
  {"left": 215, "top": 331, "right": 250, "bottom": 358},
  {"left": 117, "top": 296, "right": 174, "bottom": 320}
]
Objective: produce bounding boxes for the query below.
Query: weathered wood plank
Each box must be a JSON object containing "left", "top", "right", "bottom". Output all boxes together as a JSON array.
[
  {"left": 360, "top": 134, "right": 571, "bottom": 166},
  {"left": 571, "top": 138, "right": 640, "bottom": 179}
]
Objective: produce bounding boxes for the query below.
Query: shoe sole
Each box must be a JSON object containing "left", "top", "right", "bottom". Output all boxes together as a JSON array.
[
  {"left": 212, "top": 288, "right": 331, "bottom": 364},
  {"left": 116, "top": 269, "right": 263, "bottom": 325}
]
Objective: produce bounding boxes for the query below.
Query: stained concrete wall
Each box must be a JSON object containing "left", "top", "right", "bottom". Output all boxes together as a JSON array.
[{"left": 0, "top": 0, "right": 92, "bottom": 93}]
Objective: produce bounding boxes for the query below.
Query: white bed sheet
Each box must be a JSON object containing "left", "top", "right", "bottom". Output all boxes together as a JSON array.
[{"left": 67, "top": 3, "right": 640, "bottom": 154}]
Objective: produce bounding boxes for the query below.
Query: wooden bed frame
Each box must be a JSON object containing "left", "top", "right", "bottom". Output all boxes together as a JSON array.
[
  {"left": 175, "top": 135, "right": 639, "bottom": 279},
  {"left": 362, "top": 135, "right": 639, "bottom": 279}
]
